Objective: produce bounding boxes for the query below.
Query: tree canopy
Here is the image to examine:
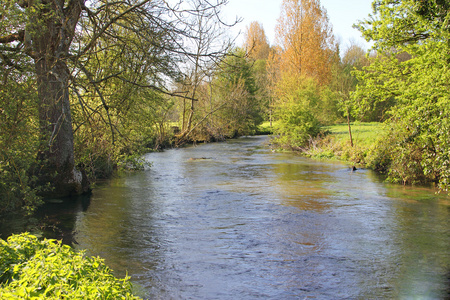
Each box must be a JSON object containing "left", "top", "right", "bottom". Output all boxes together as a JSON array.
[
  {"left": 353, "top": 0, "right": 450, "bottom": 191},
  {"left": 244, "top": 21, "right": 271, "bottom": 60},
  {"left": 275, "top": 0, "right": 336, "bottom": 85}
]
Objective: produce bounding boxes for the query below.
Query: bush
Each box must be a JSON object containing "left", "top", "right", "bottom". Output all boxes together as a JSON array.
[
  {"left": 0, "top": 233, "right": 141, "bottom": 299},
  {"left": 274, "top": 106, "right": 321, "bottom": 150},
  {"left": 271, "top": 75, "right": 342, "bottom": 150},
  {"left": 0, "top": 74, "right": 44, "bottom": 215}
]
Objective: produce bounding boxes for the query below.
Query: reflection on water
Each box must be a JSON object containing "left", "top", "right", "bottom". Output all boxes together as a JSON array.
[
  {"left": 0, "top": 194, "right": 91, "bottom": 244},
  {"left": 2, "top": 136, "right": 449, "bottom": 299}
]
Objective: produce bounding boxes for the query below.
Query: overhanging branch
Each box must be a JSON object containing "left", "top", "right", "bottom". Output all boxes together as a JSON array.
[
  {"left": 0, "top": 30, "right": 24, "bottom": 44},
  {"left": 77, "top": 63, "right": 117, "bottom": 145},
  {"left": 117, "top": 76, "right": 199, "bottom": 102}
]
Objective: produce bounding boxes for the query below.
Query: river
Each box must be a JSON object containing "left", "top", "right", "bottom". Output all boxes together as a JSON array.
[{"left": 2, "top": 136, "right": 450, "bottom": 299}]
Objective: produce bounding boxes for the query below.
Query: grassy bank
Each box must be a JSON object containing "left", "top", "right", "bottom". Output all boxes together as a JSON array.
[
  {"left": 260, "top": 121, "right": 386, "bottom": 168},
  {"left": 307, "top": 122, "right": 386, "bottom": 167},
  {"left": 322, "top": 122, "right": 385, "bottom": 148}
]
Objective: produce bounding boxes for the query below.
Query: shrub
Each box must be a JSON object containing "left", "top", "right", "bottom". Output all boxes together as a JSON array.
[
  {"left": 0, "top": 233, "right": 141, "bottom": 299},
  {"left": 0, "top": 74, "right": 44, "bottom": 215},
  {"left": 273, "top": 99, "right": 321, "bottom": 150}
]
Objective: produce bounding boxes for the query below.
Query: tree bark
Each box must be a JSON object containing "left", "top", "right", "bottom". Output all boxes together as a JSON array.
[
  {"left": 32, "top": 0, "right": 90, "bottom": 197},
  {"left": 35, "top": 59, "right": 89, "bottom": 197}
]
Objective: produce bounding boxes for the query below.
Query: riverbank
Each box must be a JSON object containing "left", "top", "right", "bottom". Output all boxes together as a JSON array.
[
  {"left": 259, "top": 121, "right": 385, "bottom": 167},
  {"left": 306, "top": 122, "right": 385, "bottom": 166}
]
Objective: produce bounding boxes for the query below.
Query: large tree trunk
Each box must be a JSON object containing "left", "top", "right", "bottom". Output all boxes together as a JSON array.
[
  {"left": 32, "top": 0, "right": 89, "bottom": 198},
  {"left": 35, "top": 59, "right": 89, "bottom": 197}
]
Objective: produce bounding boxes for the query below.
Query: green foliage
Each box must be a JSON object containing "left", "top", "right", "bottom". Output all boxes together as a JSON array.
[
  {"left": 273, "top": 90, "right": 321, "bottom": 149},
  {"left": 352, "top": 0, "right": 450, "bottom": 192},
  {"left": 331, "top": 43, "right": 369, "bottom": 123},
  {"left": 274, "top": 106, "right": 320, "bottom": 150},
  {"left": 351, "top": 53, "right": 403, "bottom": 121},
  {"left": 0, "top": 71, "right": 44, "bottom": 215},
  {"left": 72, "top": 88, "right": 169, "bottom": 179},
  {"left": 272, "top": 75, "right": 341, "bottom": 149},
  {"left": 0, "top": 233, "right": 141, "bottom": 299},
  {"left": 199, "top": 48, "right": 264, "bottom": 139},
  {"left": 257, "top": 121, "right": 275, "bottom": 135},
  {"left": 0, "top": 1, "right": 50, "bottom": 214},
  {"left": 218, "top": 48, "right": 258, "bottom": 96}
]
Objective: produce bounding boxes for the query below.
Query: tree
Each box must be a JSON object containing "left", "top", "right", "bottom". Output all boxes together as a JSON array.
[
  {"left": 331, "top": 43, "right": 368, "bottom": 146},
  {"left": 268, "top": 0, "right": 340, "bottom": 150},
  {"left": 185, "top": 47, "right": 263, "bottom": 140},
  {"left": 70, "top": 1, "right": 185, "bottom": 176},
  {"left": 244, "top": 21, "right": 270, "bottom": 60},
  {"left": 354, "top": 0, "right": 450, "bottom": 191},
  {"left": 272, "top": 75, "right": 322, "bottom": 149},
  {"left": 177, "top": 0, "right": 239, "bottom": 144},
  {"left": 266, "top": 46, "right": 282, "bottom": 126},
  {"left": 243, "top": 22, "right": 272, "bottom": 124},
  {"left": 0, "top": 0, "right": 232, "bottom": 199},
  {"left": 1, "top": 0, "right": 89, "bottom": 198},
  {"left": 275, "top": 0, "right": 336, "bottom": 85},
  {"left": 212, "top": 48, "right": 263, "bottom": 137}
]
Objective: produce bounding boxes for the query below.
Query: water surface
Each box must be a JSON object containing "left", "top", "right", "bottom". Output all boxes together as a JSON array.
[
  {"left": 8, "top": 136, "right": 450, "bottom": 299},
  {"left": 70, "top": 136, "right": 449, "bottom": 299}
]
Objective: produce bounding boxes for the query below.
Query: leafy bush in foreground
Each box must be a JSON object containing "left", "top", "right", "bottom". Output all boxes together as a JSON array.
[{"left": 0, "top": 233, "right": 140, "bottom": 299}]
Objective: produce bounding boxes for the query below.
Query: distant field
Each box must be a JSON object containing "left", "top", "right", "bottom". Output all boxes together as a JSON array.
[{"left": 323, "top": 122, "right": 385, "bottom": 146}]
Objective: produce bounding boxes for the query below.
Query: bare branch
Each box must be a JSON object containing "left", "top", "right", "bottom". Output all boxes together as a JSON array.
[
  {"left": 0, "top": 30, "right": 24, "bottom": 44},
  {"left": 176, "top": 102, "right": 227, "bottom": 146},
  {"left": 117, "top": 75, "right": 199, "bottom": 102},
  {"left": 78, "top": 0, "right": 151, "bottom": 57},
  {"left": 77, "top": 63, "right": 117, "bottom": 145}
]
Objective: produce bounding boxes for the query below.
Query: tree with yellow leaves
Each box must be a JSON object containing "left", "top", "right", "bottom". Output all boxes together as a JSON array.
[
  {"left": 244, "top": 21, "right": 271, "bottom": 60},
  {"left": 275, "top": 0, "right": 336, "bottom": 85}
]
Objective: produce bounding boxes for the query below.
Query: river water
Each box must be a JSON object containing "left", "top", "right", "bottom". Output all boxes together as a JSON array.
[{"left": 3, "top": 136, "right": 450, "bottom": 299}]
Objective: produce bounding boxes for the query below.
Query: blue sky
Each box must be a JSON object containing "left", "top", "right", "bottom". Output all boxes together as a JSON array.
[{"left": 222, "top": 0, "right": 374, "bottom": 50}]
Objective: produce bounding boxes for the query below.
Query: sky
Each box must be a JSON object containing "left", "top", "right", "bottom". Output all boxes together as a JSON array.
[{"left": 221, "top": 0, "right": 374, "bottom": 50}]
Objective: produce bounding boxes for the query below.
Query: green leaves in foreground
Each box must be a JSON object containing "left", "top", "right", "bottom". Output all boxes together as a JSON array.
[{"left": 0, "top": 233, "right": 140, "bottom": 299}]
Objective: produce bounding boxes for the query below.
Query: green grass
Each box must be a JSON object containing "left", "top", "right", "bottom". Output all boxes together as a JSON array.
[
  {"left": 257, "top": 121, "right": 387, "bottom": 167},
  {"left": 301, "top": 122, "right": 387, "bottom": 165},
  {"left": 258, "top": 121, "right": 385, "bottom": 144},
  {"left": 323, "top": 122, "right": 385, "bottom": 147}
]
